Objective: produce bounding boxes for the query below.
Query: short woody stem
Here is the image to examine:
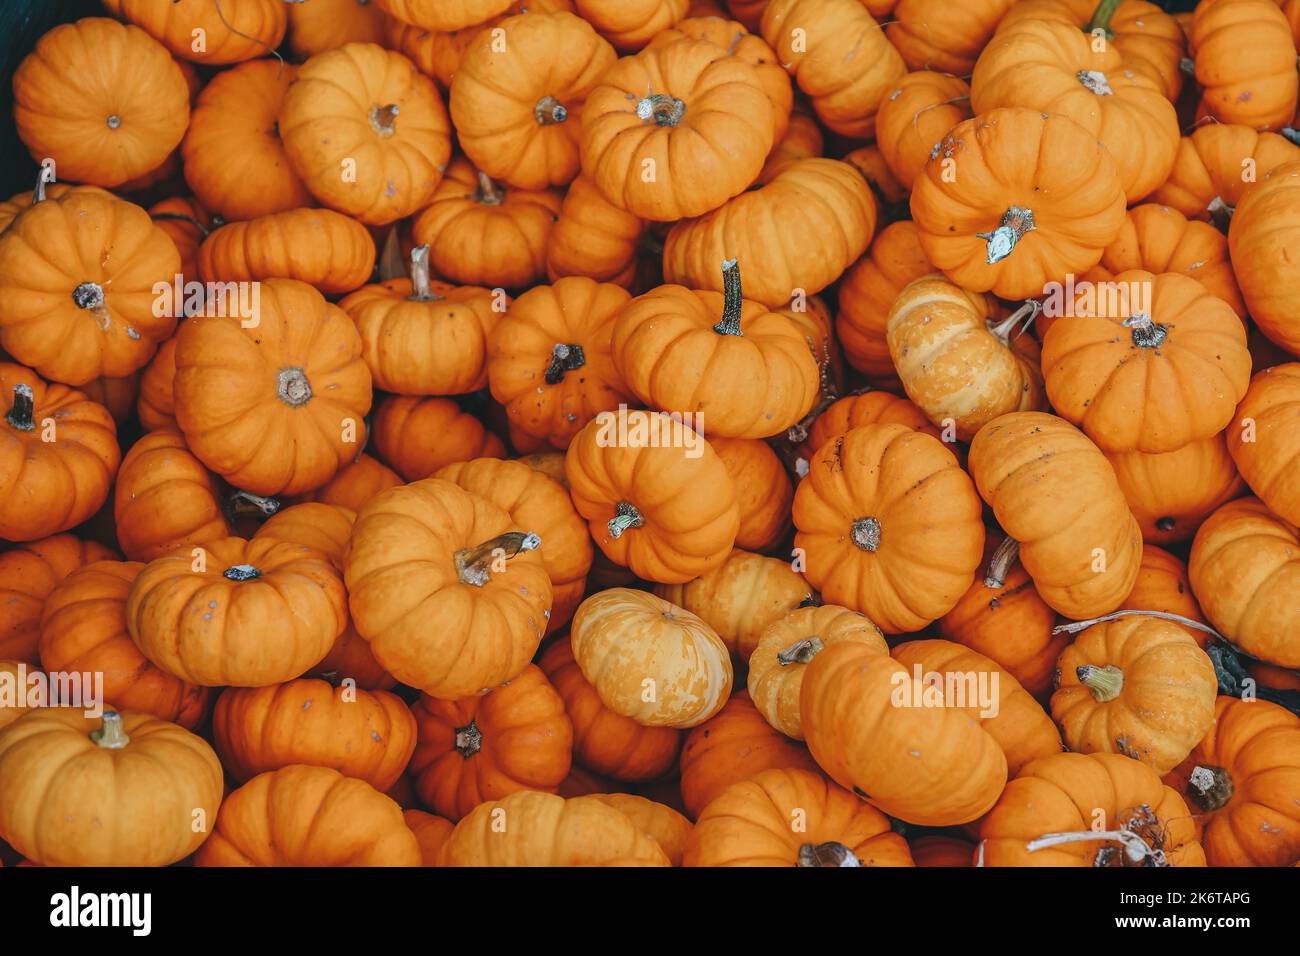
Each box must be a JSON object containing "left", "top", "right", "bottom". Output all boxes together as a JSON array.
[
  {"left": 1123, "top": 313, "right": 1169, "bottom": 349},
  {"left": 1076, "top": 663, "right": 1124, "bottom": 702},
  {"left": 1186, "top": 765, "right": 1234, "bottom": 811},
  {"left": 227, "top": 490, "right": 282, "bottom": 518},
  {"left": 370, "top": 103, "right": 400, "bottom": 135},
  {"left": 534, "top": 95, "right": 568, "bottom": 125},
  {"left": 712, "top": 258, "right": 744, "bottom": 336},
  {"left": 454, "top": 530, "right": 541, "bottom": 587},
  {"left": 851, "top": 516, "right": 882, "bottom": 552},
  {"left": 33, "top": 165, "right": 54, "bottom": 203},
  {"left": 778, "top": 637, "right": 824, "bottom": 666},
  {"left": 988, "top": 301, "right": 1041, "bottom": 345},
  {"left": 276, "top": 367, "right": 313, "bottom": 407},
  {"left": 224, "top": 564, "right": 262, "bottom": 581},
  {"left": 90, "top": 711, "right": 130, "bottom": 749},
  {"left": 455, "top": 719, "right": 483, "bottom": 758},
  {"left": 476, "top": 172, "right": 504, "bottom": 206},
  {"left": 1084, "top": 0, "right": 1122, "bottom": 36},
  {"left": 984, "top": 536, "right": 1020, "bottom": 589},
  {"left": 1206, "top": 196, "right": 1232, "bottom": 232},
  {"left": 797, "top": 842, "right": 860, "bottom": 867},
  {"left": 977, "top": 206, "right": 1036, "bottom": 265},
  {"left": 637, "top": 93, "right": 686, "bottom": 127},
  {"left": 408, "top": 245, "right": 440, "bottom": 301},
  {"left": 544, "top": 343, "right": 586, "bottom": 385},
  {"left": 5, "top": 384, "right": 35, "bottom": 431},
  {"left": 607, "top": 501, "right": 644, "bottom": 539},
  {"left": 1052, "top": 609, "right": 1224, "bottom": 643}
]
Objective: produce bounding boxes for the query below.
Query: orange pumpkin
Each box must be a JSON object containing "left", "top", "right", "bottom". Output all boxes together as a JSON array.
[
  {"left": 708, "top": 438, "right": 792, "bottom": 552},
  {"left": 213, "top": 678, "right": 416, "bottom": 790},
  {"left": 0, "top": 534, "right": 116, "bottom": 664},
  {"left": 909, "top": 108, "right": 1126, "bottom": 301},
  {"left": 344, "top": 478, "right": 553, "bottom": 698},
  {"left": 757, "top": 105, "right": 823, "bottom": 186},
  {"left": 968, "top": 412, "right": 1143, "bottom": 619},
  {"left": 1229, "top": 162, "right": 1300, "bottom": 357},
  {"left": 910, "top": 835, "right": 975, "bottom": 867},
  {"left": 135, "top": 334, "right": 180, "bottom": 432},
  {"left": 294, "top": 452, "right": 402, "bottom": 512},
  {"left": 487, "top": 276, "right": 633, "bottom": 449},
  {"left": 888, "top": 0, "right": 1016, "bottom": 76},
  {"left": 793, "top": 424, "right": 984, "bottom": 633},
  {"left": 287, "top": 0, "right": 388, "bottom": 58},
  {"left": 1229, "top": 364, "right": 1300, "bottom": 525},
  {"left": 0, "top": 365, "right": 119, "bottom": 543},
  {"left": 371, "top": 395, "right": 507, "bottom": 481},
  {"left": 12, "top": 18, "right": 189, "bottom": 187},
  {"left": 662, "top": 159, "right": 876, "bottom": 308},
  {"left": 575, "top": 0, "right": 690, "bottom": 50},
  {"left": 110, "top": 0, "right": 287, "bottom": 64},
  {"left": 0, "top": 188, "right": 181, "bottom": 386},
  {"left": 1153, "top": 124, "right": 1300, "bottom": 225},
  {"left": 412, "top": 156, "right": 563, "bottom": 288},
  {"left": 587, "top": 792, "right": 692, "bottom": 865},
  {"left": 375, "top": 0, "right": 515, "bottom": 31},
  {"left": 280, "top": 42, "right": 452, "bottom": 226},
  {"left": 564, "top": 410, "right": 740, "bottom": 583},
  {"left": 1189, "top": 0, "right": 1297, "bottom": 131},
  {"left": 1106, "top": 434, "right": 1246, "bottom": 545},
  {"left": 538, "top": 634, "right": 682, "bottom": 781},
  {"left": 173, "top": 279, "right": 373, "bottom": 497},
  {"left": 579, "top": 38, "right": 775, "bottom": 220},
  {"left": 404, "top": 809, "right": 454, "bottom": 865},
  {"left": 450, "top": 12, "right": 616, "bottom": 190},
  {"left": 409, "top": 664, "right": 572, "bottom": 820},
  {"left": 39, "top": 560, "right": 210, "bottom": 728},
  {"left": 1121, "top": 544, "right": 1214, "bottom": 650},
  {"left": 802, "top": 392, "right": 943, "bottom": 462},
  {"left": 546, "top": 175, "right": 646, "bottom": 287},
  {"left": 0, "top": 660, "right": 43, "bottom": 730},
  {"left": 875, "top": 72, "right": 973, "bottom": 190}
]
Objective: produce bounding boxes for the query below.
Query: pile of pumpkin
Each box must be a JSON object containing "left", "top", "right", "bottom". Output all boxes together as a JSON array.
[{"left": 0, "top": 0, "right": 1298, "bottom": 869}]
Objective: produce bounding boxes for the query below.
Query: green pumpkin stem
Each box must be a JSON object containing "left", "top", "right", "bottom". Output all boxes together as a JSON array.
[
  {"left": 1084, "top": 0, "right": 1122, "bottom": 37},
  {"left": 778, "top": 637, "right": 825, "bottom": 666},
  {"left": 606, "top": 501, "right": 645, "bottom": 540},
  {"left": 984, "top": 535, "right": 1021, "bottom": 589},
  {"left": 796, "top": 842, "right": 861, "bottom": 867},
  {"left": 713, "top": 258, "right": 745, "bottom": 336},
  {"left": 5, "top": 383, "right": 35, "bottom": 432},
  {"left": 455, "top": 530, "right": 541, "bottom": 587},
  {"left": 90, "top": 710, "right": 130, "bottom": 749},
  {"left": 1076, "top": 663, "right": 1124, "bottom": 702}
]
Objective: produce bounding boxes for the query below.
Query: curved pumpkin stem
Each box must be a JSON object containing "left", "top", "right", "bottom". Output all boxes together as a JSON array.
[
  {"left": 476, "top": 172, "right": 505, "bottom": 206},
  {"left": 797, "top": 842, "right": 860, "bottom": 867},
  {"left": 1186, "top": 764, "right": 1234, "bottom": 811},
  {"left": 407, "top": 245, "right": 442, "bottom": 302},
  {"left": 712, "top": 258, "right": 745, "bottom": 336},
  {"left": 983, "top": 535, "right": 1020, "bottom": 589},
  {"left": 851, "top": 516, "right": 882, "bottom": 553},
  {"left": 1076, "top": 663, "right": 1124, "bottom": 702},
  {"left": 987, "top": 301, "right": 1040, "bottom": 347},
  {"left": 5, "top": 383, "right": 35, "bottom": 432},
  {"left": 778, "top": 636, "right": 824, "bottom": 666},
  {"left": 1026, "top": 804, "right": 1170, "bottom": 866},
  {"left": 607, "top": 501, "right": 644, "bottom": 540},
  {"left": 90, "top": 711, "right": 130, "bottom": 750},
  {"left": 976, "top": 206, "right": 1035, "bottom": 265},
  {"left": 226, "top": 489, "right": 282, "bottom": 519},
  {"left": 545, "top": 343, "right": 586, "bottom": 385},
  {"left": 455, "top": 719, "right": 483, "bottom": 758},
  {"left": 534, "top": 95, "right": 568, "bottom": 125},
  {"left": 637, "top": 92, "right": 686, "bottom": 127},
  {"left": 1052, "top": 609, "right": 1224, "bottom": 643},
  {"left": 1084, "top": 0, "right": 1122, "bottom": 38},
  {"left": 454, "top": 530, "right": 541, "bottom": 587}
]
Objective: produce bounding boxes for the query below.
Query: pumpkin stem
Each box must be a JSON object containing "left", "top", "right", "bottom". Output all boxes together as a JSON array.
[
  {"left": 796, "top": 842, "right": 861, "bottom": 867},
  {"left": 224, "top": 564, "right": 262, "bottom": 581},
  {"left": 712, "top": 258, "right": 744, "bottom": 336},
  {"left": 33, "top": 164, "right": 54, "bottom": 203},
  {"left": 850, "top": 516, "right": 882, "bottom": 553},
  {"left": 1155, "top": 516, "right": 1177, "bottom": 532},
  {"left": 90, "top": 710, "right": 130, "bottom": 749},
  {"left": 370, "top": 103, "right": 400, "bottom": 136},
  {"left": 316, "top": 669, "right": 342, "bottom": 688},
  {"left": 987, "top": 300, "right": 1041, "bottom": 346},
  {"left": 1283, "top": 127, "right": 1300, "bottom": 147},
  {"left": 637, "top": 93, "right": 686, "bottom": 127},
  {"left": 454, "top": 719, "right": 483, "bottom": 758},
  {"left": 1053, "top": 609, "right": 1224, "bottom": 643},
  {"left": 1206, "top": 196, "right": 1233, "bottom": 232},
  {"left": 1186, "top": 764, "right": 1235, "bottom": 811},
  {"left": 1076, "top": 663, "right": 1124, "bottom": 702},
  {"left": 1123, "top": 313, "right": 1168, "bottom": 349},
  {"left": 151, "top": 210, "right": 212, "bottom": 238},
  {"left": 227, "top": 489, "right": 282, "bottom": 518},
  {"left": 454, "top": 530, "right": 541, "bottom": 587},
  {"left": 778, "top": 636, "right": 824, "bottom": 666},
  {"left": 476, "top": 172, "right": 505, "bottom": 206},
  {"left": 544, "top": 343, "right": 586, "bottom": 384},
  {"left": 276, "top": 367, "right": 313, "bottom": 407},
  {"left": 73, "top": 281, "right": 106, "bottom": 312},
  {"left": 984, "top": 536, "right": 1020, "bottom": 589},
  {"left": 534, "top": 95, "right": 568, "bottom": 125},
  {"left": 1179, "top": 56, "right": 1196, "bottom": 76},
  {"left": 1027, "top": 804, "right": 1169, "bottom": 866},
  {"left": 407, "top": 244, "right": 441, "bottom": 302},
  {"left": 5, "top": 383, "right": 35, "bottom": 432},
  {"left": 976, "top": 206, "right": 1035, "bottom": 265},
  {"left": 1084, "top": 0, "right": 1122, "bottom": 38},
  {"left": 1076, "top": 70, "right": 1113, "bottom": 96},
  {"left": 607, "top": 501, "right": 645, "bottom": 540}
]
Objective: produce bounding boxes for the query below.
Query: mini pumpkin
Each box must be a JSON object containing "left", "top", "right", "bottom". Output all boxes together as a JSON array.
[
  {"left": 294, "top": 452, "right": 401, "bottom": 512},
  {"left": 213, "top": 677, "right": 417, "bottom": 791},
  {"left": 287, "top": 0, "right": 388, "bottom": 58},
  {"left": 375, "top": 0, "right": 515, "bottom": 31},
  {"left": 546, "top": 175, "right": 646, "bottom": 287},
  {"left": 685, "top": 767, "right": 914, "bottom": 867},
  {"left": 344, "top": 478, "right": 553, "bottom": 698},
  {"left": 0, "top": 709, "right": 222, "bottom": 867},
  {"left": 1123, "top": 545, "right": 1213, "bottom": 650},
  {"left": 909, "top": 108, "right": 1126, "bottom": 301},
  {"left": 404, "top": 809, "right": 454, "bottom": 865},
  {"left": 12, "top": 18, "right": 189, "bottom": 187},
  {"left": 875, "top": 72, "right": 974, "bottom": 190},
  {"left": 708, "top": 438, "right": 793, "bottom": 552},
  {"left": 173, "top": 278, "right": 373, "bottom": 497},
  {"left": 1229, "top": 163, "right": 1300, "bottom": 357},
  {"left": 1228, "top": 364, "right": 1300, "bottom": 526},
  {"left": 0, "top": 534, "right": 115, "bottom": 664},
  {"left": 802, "top": 392, "right": 943, "bottom": 464},
  {"left": 196, "top": 764, "right": 420, "bottom": 866},
  {"left": 0, "top": 660, "right": 43, "bottom": 730},
  {"left": 575, "top": 0, "right": 690, "bottom": 50},
  {"left": 968, "top": 412, "right": 1143, "bottom": 619},
  {"left": 588, "top": 792, "right": 693, "bottom": 866},
  {"left": 888, "top": 0, "right": 1016, "bottom": 76},
  {"left": 756, "top": 106, "right": 824, "bottom": 185},
  {"left": 792, "top": 424, "right": 984, "bottom": 633},
  {"left": 1106, "top": 434, "right": 1246, "bottom": 545},
  {"left": 1153, "top": 124, "right": 1300, "bottom": 225},
  {"left": 280, "top": 42, "right": 452, "bottom": 226},
  {"left": 564, "top": 410, "right": 740, "bottom": 583},
  {"left": 1188, "top": 0, "right": 1297, "bottom": 131},
  {"left": 111, "top": 0, "right": 287, "bottom": 64},
  {"left": 371, "top": 395, "right": 507, "bottom": 482},
  {"left": 0, "top": 365, "right": 119, "bottom": 543},
  {"left": 569, "top": 588, "right": 733, "bottom": 728},
  {"left": 409, "top": 664, "right": 572, "bottom": 820},
  {"left": 135, "top": 334, "right": 181, "bottom": 431}
]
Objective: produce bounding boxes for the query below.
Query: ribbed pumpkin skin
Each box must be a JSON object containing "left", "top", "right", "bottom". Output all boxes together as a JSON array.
[
  {"left": 1165, "top": 697, "right": 1300, "bottom": 867},
  {"left": 0, "top": 534, "right": 116, "bottom": 664},
  {"left": 1228, "top": 364, "right": 1300, "bottom": 526},
  {"left": 294, "top": 453, "right": 401, "bottom": 512},
  {"left": 135, "top": 334, "right": 180, "bottom": 432},
  {"left": 112, "top": 0, "right": 287, "bottom": 64},
  {"left": 39, "top": 561, "right": 210, "bottom": 729},
  {"left": 1189, "top": 497, "right": 1300, "bottom": 668},
  {"left": 375, "top": 0, "right": 514, "bottom": 32},
  {"left": 889, "top": 0, "right": 1015, "bottom": 76},
  {"left": 0, "top": 660, "right": 42, "bottom": 730},
  {"left": 1231, "top": 160, "right": 1300, "bottom": 350},
  {"left": 968, "top": 412, "right": 1143, "bottom": 620},
  {"left": 1190, "top": 0, "right": 1298, "bottom": 131},
  {"left": 371, "top": 395, "right": 507, "bottom": 482},
  {"left": 404, "top": 809, "right": 454, "bottom": 865},
  {"left": 546, "top": 176, "right": 645, "bottom": 287},
  {"left": 685, "top": 767, "right": 915, "bottom": 867},
  {"left": 709, "top": 438, "right": 793, "bottom": 552},
  {"left": 875, "top": 72, "right": 973, "bottom": 189},
  {"left": 196, "top": 765, "right": 421, "bottom": 867},
  {"left": 539, "top": 636, "right": 681, "bottom": 781},
  {"left": 575, "top": 0, "right": 690, "bottom": 50},
  {"left": 287, "top": 0, "right": 388, "bottom": 59},
  {"left": 198, "top": 208, "right": 376, "bottom": 295},
  {"left": 0, "top": 709, "right": 223, "bottom": 867},
  {"left": 213, "top": 679, "right": 416, "bottom": 790},
  {"left": 1153, "top": 125, "right": 1300, "bottom": 222},
  {"left": 792, "top": 424, "right": 985, "bottom": 634},
  {"left": 800, "top": 641, "right": 1009, "bottom": 826},
  {"left": 980, "top": 751, "right": 1206, "bottom": 867},
  {"left": 1123, "top": 545, "right": 1213, "bottom": 650},
  {"left": 409, "top": 664, "right": 573, "bottom": 820},
  {"left": 588, "top": 792, "right": 692, "bottom": 866}
]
